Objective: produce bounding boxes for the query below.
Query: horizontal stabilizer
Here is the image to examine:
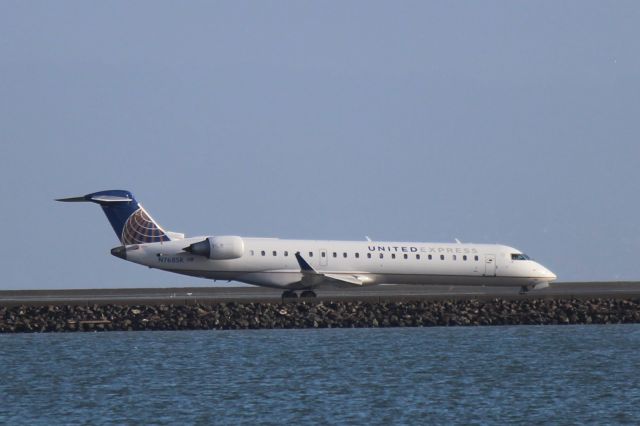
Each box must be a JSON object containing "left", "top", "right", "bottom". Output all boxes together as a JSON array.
[
  {"left": 89, "top": 195, "right": 133, "bottom": 203},
  {"left": 56, "top": 196, "right": 89, "bottom": 202},
  {"left": 56, "top": 194, "right": 133, "bottom": 204}
]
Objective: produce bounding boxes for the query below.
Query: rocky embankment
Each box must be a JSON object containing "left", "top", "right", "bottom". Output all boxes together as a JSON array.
[{"left": 1, "top": 298, "right": 640, "bottom": 333}]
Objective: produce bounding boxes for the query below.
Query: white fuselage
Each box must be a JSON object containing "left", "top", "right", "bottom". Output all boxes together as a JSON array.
[{"left": 120, "top": 237, "right": 557, "bottom": 290}]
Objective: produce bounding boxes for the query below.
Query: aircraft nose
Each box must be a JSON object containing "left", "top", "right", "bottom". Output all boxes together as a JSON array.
[
  {"left": 545, "top": 269, "right": 557, "bottom": 281},
  {"left": 533, "top": 262, "right": 557, "bottom": 281}
]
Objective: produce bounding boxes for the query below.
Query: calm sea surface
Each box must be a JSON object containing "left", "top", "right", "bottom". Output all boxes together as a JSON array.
[{"left": 1, "top": 325, "right": 640, "bottom": 425}]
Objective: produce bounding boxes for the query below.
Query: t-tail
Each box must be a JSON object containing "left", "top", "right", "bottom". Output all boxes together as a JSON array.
[{"left": 56, "top": 190, "right": 183, "bottom": 245}]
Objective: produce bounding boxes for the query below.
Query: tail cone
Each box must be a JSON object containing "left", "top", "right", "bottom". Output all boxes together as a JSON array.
[{"left": 110, "top": 246, "right": 127, "bottom": 260}]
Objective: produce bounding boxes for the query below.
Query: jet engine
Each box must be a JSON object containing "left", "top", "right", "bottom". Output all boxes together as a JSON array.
[{"left": 183, "top": 236, "right": 245, "bottom": 260}]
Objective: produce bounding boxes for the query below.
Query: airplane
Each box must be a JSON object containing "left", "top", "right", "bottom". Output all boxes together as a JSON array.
[{"left": 57, "top": 190, "right": 557, "bottom": 298}]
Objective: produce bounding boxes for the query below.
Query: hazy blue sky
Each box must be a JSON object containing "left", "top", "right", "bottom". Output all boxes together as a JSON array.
[{"left": 1, "top": 2, "right": 639, "bottom": 289}]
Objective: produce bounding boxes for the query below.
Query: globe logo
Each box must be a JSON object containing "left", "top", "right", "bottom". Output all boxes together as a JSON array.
[{"left": 121, "top": 208, "right": 169, "bottom": 245}]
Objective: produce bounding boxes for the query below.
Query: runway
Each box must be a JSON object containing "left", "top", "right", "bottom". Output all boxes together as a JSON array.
[{"left": 1, "top": 282, "right": 639, "bottom": 306}]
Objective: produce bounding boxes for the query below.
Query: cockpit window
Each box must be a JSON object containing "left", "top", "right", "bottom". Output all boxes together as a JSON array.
[{"left": 511, "top": 253, "right": 531, "bottom": 261}]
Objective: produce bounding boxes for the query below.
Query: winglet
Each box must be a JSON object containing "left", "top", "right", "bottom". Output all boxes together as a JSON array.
[{"left": 295, "top": 252, "right": 316, "bottom": 273}]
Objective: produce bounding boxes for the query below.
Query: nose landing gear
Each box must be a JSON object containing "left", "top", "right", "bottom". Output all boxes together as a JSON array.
[{"left": 519, "top": 285, "right": 530, "bottom": 295}]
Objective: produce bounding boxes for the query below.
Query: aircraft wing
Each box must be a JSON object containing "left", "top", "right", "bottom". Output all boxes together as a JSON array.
[
  {"left": 324, "top": 274, "right": 364, "bottom": 286},
  {"left": 295, "top": 252, "right": 365, "bottom": 287}
]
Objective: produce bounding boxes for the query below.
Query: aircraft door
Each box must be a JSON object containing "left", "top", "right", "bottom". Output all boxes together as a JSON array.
[
  {"left": 484, "top": 254, "right": 496, "bottom": 276},
  {"left": 320, "top": 249, "right": 328, "bottom": 267}
]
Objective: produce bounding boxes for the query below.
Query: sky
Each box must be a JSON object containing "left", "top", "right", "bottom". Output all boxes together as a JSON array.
[{"left": 1, "top": 1, "right": 639, "bottom": 289}]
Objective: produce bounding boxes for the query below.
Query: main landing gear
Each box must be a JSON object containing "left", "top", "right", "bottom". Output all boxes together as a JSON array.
[
  {"left": 282, "top": 290, "right": 298, "bottom": 300},
  {"left": 300, "top": 290, "right": 317, "bottom": 299},
  {"left": 519, "top": 281, "right": 551, "bottom": 295},
  {"left": 281, "top": 290, "right": 317, "bottom": 300}
]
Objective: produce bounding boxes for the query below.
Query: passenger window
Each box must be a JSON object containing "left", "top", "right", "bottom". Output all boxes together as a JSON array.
[
  {"left": 284, "top": 251, "right": 289, "bottom": 257},
  {"left": 453, "top": 255, "right": 457, "bottom": 261},
  {"left": 440, "top": 255, "right": 445, "bottom": 260},
  {"left": 355, "top": 253, "right": 360, "bottom": 258},
  {"left": 273, "top": 251, "right": 277, "bottom": 256},
  {"left": 379, "top": 253, "right": 384, "bottom": 259},
  {"left": 463, "top": 255, "right": 467, "bottom": 261},
  {"left": 392, "top": 254, "right": 396, "bottom": 259},
  {"left": 321, "top": 252, "right": 326, "bottom": 257},
  {"left": 403, "top": 254, "right": 408, "bottom": 259},
  {"left": 367, "top": 253, "right": 372, "bottom": 259},
  {"left": 343, "top": 252, "right": 347, "bottom": 258},
  {"left": 428, "top": 255, "right": 432, "bottom": 260},
  {"left": 416, "top": 254, "right": 420, "bottom": 260},
  {"left": 309, "top": 252, "right": 313, "bottom": 257},
  {"left": 475, "top": 255, "right": 479, "bottom": 261},
  {"left": 333, "top": 252, "right": 337, "bottom": 258},
  {"left": 261, "top": 251, "right": 265, "bottom": 256},
  {"left": 250, "top": 250, "right": 255, "bottom": 256}
]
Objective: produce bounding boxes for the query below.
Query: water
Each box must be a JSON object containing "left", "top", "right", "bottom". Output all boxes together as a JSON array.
[{"left": 1, "top": 325, "right": 640, "bottom": 425}]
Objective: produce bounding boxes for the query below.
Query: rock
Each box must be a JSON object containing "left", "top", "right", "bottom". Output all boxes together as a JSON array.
[{"left": 1, "top": 297, "right": 640, "bottom": 332}]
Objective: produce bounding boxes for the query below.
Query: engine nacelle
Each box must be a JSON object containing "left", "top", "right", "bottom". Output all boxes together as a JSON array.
[{"left": 184, "top": 236, "right": 245, "bottom": 260}]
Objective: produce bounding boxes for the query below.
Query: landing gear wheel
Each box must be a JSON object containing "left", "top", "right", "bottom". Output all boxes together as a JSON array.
[
  {"left": 300, "top": 290, "right": 317, "bottom": 299},
  {"left": 519, "top": 285, "right": 529, "bottom": 295},
  {"left": 282, "top": 290, "right": 298, "bottom": 300}
]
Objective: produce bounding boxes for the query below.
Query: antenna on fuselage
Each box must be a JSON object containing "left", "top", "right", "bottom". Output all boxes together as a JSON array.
[
  {"left": 365, "top": 236, "right": 372, "bottom": 242},
  {"left": 455, "top": 238, "right": 462, "bottom": 244}
]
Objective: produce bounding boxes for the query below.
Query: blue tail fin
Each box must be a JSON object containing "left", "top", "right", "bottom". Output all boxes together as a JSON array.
[{"left": 57, "top": 190, "right": 177, "bottom": 245}]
